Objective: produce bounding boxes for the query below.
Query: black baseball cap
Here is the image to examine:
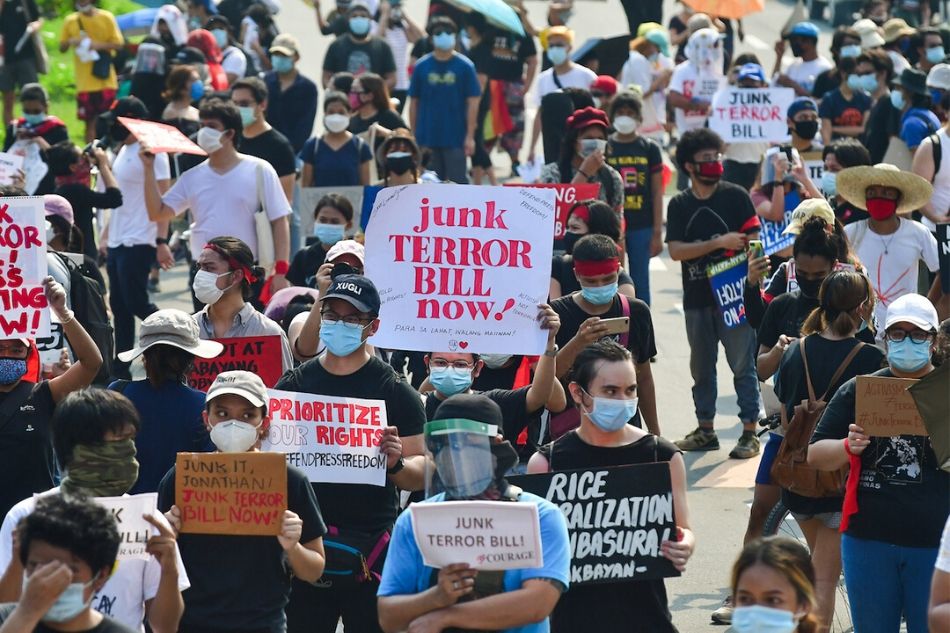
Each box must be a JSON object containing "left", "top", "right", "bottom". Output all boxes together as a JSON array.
[
  {"left": 101, "top": 96, "right": 148, "bottom": 121},
  {"left": 323, "top": 274, "right": 380, "bottom": 315},
  {"left": 431, "top": 393, "right": 504, "bottom": 429}
]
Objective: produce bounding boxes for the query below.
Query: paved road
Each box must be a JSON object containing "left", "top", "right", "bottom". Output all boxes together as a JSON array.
[{"left": 146, "top": 1, "right": 839, "bottom": 630}]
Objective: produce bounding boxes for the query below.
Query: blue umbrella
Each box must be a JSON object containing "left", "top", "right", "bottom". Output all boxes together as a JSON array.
[
  {"left": 444, "top": 0, "right": 525, "bottom": 37},
  {"left": 116, "top": 8, "right": 159, "bottom": 36}
]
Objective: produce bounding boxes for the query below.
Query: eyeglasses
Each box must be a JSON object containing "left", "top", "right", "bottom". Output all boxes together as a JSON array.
[
  {"left": 885, "top": 329, "right": 934, "bottom": 344},
  {"left": 429, "top": 358, "right": 475, "bottom": 370},
  {"left": 694, "top": 153, "right": 723, "bottom": 163},
  {"left": 321, "top": 311, "right": 372, "bottom": 328}
]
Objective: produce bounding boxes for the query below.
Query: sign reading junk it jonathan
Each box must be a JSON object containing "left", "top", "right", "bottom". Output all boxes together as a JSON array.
[{"left": 364, "top": 184, "right": 556, "bottom": 355}]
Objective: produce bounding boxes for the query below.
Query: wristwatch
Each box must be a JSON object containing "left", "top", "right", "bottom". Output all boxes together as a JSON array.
[
  {"left": 387, "top": 457, "right": 405, "bottom": 475},
  {"left": 155, "top": 237, "right": 168, "bottom": 246},
  {"left": 544, "top": 344, "right": 559, "bottom": 358}
]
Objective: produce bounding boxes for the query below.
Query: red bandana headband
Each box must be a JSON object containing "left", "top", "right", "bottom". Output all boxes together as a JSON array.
[
  {"left": 203, "top": 243, "right": 257, "bottom": 283},
  {"left": 570, "top": 205, "right": 590, "bottom": 223},
  {"left": 573, "top": 258, "right": 620, "bottom": 277}
]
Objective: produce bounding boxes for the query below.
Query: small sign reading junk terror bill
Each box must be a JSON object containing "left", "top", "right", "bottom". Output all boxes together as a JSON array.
[{"left": 509, "top": 463, "right": 679, "bottom": 585}]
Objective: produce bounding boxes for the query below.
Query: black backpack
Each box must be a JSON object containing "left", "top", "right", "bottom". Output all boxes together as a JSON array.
[{"left": 55, "top": 253, "right": 114, "bottom": 386}]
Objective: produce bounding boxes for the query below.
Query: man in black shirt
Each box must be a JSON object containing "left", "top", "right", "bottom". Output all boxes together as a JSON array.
[
  {"left": 0, "top": 0, "right": 42, "bottom": 128},
  {"left": 665, "top": 129, "right": 762, "bottom": 458},
  {"left": 263, "top": 34, "right": 319, "bottom": 154},
  {"left": 276, "top": 275, "right": 426, "bottom": 633},
  {"left": 321, "top": 1, "right": 397, "bottom": 89}
]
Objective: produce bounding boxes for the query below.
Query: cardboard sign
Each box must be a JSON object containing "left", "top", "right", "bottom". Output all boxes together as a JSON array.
[
  {"left": 507, "top": 182, "right": 601, "bottom": 245},
  {"left": 938, "top": 223, "right": 950, "bottom": 294},
  {"left": 117, "top": 117, "right": 207, "bottom": 156},
  {"left": 94, "top": 493, "right": 158, "bottom": 561},
  {"left": 709, "top": 88, "right": 796, "bottom": 143},
  {"left": 410, "top": 501, "right": 543, "bottom": 570},
  {"left": 855, "top": 376, "right": 928, "bottom": 437},
  {"left": 364, "top": 184, "right": 556, "bottom": 355},
  {"left": 509, "top": 464, "right": 679, "bottom": 585},
  {"left": 175, "top": 452, "right": 287, "bottom": 535},
  {"left": 0, "top": 196, "right": 49, "bottom": 338},
  {"left": 187, "top": 335, "right": 284, "bottom": 391},
  {"left": 264, "top": 388, "right": 389, "bottom": 486},
  {"left": 0, "top": 152, "right": 24, "bottom": 186},
  {"left": 800, "top": 151, "right": 824, "bottom": 192},
  {"left": 707, "top": 253, "right": 748, "bottom": 329}
]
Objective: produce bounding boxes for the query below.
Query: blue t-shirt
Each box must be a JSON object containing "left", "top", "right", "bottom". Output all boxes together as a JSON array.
[
  {"left": 407, "top": 52, "right": 481, "bottom": 148},
  {"left": 111, "top": 379, "right": 213, "bottom": 494},
  {"left": 818, "top": 88, "right": 871, "bottom": 138},
  {"left": 378, "top": 492, "right": 571, "bottom": 633},
  {"left": 900, "top": 107, "right": 941, "bottom": 150},
  {"left": 299, "top": 135, "right": 372, "bottom": 187}
]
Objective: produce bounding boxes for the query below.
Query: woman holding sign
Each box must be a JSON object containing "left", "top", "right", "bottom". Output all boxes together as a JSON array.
[{"left": 527, "top": 340, "right": 694, "bottom": 633}]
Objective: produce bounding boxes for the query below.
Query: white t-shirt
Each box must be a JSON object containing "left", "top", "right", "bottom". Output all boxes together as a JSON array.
[
  {"left": 162, "top": 155, "right": 291, "bottom": 259},
  {"left": 0, "top": 488, "right": 190, "bottom": 633},
  {"left": 107, "top": 142, "right": 170, "bottom": 248},
  {"left": 845, "top": 217, "right": 940, "bottom": 331},
  {"left": 221, "top": 45, "right": 248, "bottom": 79},
  {"left": 619, "top": 52, "right": 673, "bottom": 138},
  {"left": 533, "top": 64, "right": 597, "bottom": 107},
  {"left": 669, "top": 61, "right": 722, "bottom": 133},
  {"left": 938, "top": 515, "right": 950, "bottom": 573},
  {"left": 926, "top": 128, "right": 950, "bottom": 231},
  {"left": 775, "top": 56, "right": 832, "bottom": 96}
]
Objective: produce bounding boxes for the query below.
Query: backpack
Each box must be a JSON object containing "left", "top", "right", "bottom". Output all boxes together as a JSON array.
[
  {"left": 55, "top": 253, "right": 114, "bottom": 386},
  {"left": 770, "top": 337, "right": 863, "bottom": 498}
]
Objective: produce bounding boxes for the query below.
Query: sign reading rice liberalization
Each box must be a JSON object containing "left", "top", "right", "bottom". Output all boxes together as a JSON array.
[
  {"left": 264, "top": 388, "right": 389, "bottom": 486},
  {"left": 364, "top": 184, "right": 555, "bottom": 355},
  {"left": 0, "top": 196, "right": 49, "bottom": 338},
  {"left": 708, "top": 87, "right": 796, "bottom": 143},
  {"left": 410, "top": 501, "right": 543, "bottom": 571}
]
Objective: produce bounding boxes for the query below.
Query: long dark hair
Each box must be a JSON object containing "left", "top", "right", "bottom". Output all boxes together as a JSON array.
[
  {"left": 358, "top": 73, "right": 393, "bottom": 112},
  {"left": 143, "top": 344, "right": 196, "bottom": 387}
]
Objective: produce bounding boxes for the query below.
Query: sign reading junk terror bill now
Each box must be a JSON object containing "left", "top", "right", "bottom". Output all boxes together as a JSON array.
[{"left": 509, "top": 463, "right": 679, "bottom": 585}]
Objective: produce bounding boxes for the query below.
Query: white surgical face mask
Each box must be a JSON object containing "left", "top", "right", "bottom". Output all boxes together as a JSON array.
[
  {"left": 324, "top": 113, "right": 351, "bottom": 133},
  {"left": 193, "top": 269, "right": 232, "bottom": 305},
  {"left": 210, "top": 419, "right": 261, "bottom": 452},
  {"left": 612, "top": 115, "right": 639, "bottom": 135},
  {"left": 197, "top": 126, "right": 225, "bottom": 153}
]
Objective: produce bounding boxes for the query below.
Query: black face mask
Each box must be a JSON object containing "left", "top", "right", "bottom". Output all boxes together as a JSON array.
[
  {"left": 793, "top": 120, "right": 818, "bottom": 140},
  {"left": 797, "top": 276, "right": 824, "bottom": 298},
  {"left": 385, "top": 154, "right": 415, "bottom": 176},
  {"left": 790, "top": 42, "right": 805, "bottom": 57},
  {"left": 111, "top": 124, "right": 130, "bottom": 143},
  {"left": 562, "top": 231, "right": 582, "bottom": 253}
]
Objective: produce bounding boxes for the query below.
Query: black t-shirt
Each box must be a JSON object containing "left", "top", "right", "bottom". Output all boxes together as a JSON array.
[
  {"left": 348, "top": 108, "right": 407, "bottom": 137},
  {"left": 538, "top": 430, "right": 680, "bottom": 633},
  {"left": 551, "top": 293, "right": 657, "bottom": 364},
  {"left": 323, "top": 35, "right": 397, "bottom": 78},
  {"left": 811, "top": 69, "right": 840, "bottom": 100},
  {"left": 862, "top": 96, "right": 900, "bottom": 164},
  {"left": 812, "top": 367, "right": 949, "bottom": 547},
  {"left": 483, "top": 31, "right": 536, "bottom": 81},
  {"left": 0, "top": 605, "right": 136, "bottom": 633},
  {"left": 0, "top": 0, "right": 39, "bottom": 62},
  {"left": 605, "top": 136, "right": 663, "bottom": 230},
  {"left": 240, "top": 128, "right": 297, "bottom": 178},
  {"left": 472, "top": 360, "right": 521, "bottom": 391},
  {"left": 834, "top": 199, "right": 870, "bottom": 225},
  {"left": 55, "top": 183, "right": 123, "bottom": 261},
  {"left": 275, "top": 356, "right": 425, "bottom": 533},
  {"left": 551, "top": 255, "right": 635, "bottom": 297},
  {"left": 664, "top": 182, "right": 759, "bottom": 309},
  {"left": 411, "top": 38, "right": 434, "bottom": 61},
  {"left": 286, "top": 242, "right": 328, "bottom": 288},
  {"left": 0, "top": 381, "right": 56, "bottom": 519},
  {"left": 775, "top": 336, "right": 885, "bottom": 515},
  {"left": 157, "top": 464, "right": 325, "bottom": 632},
  {"left": 757, "top": 291, "right": 818, "bottom": 350}
]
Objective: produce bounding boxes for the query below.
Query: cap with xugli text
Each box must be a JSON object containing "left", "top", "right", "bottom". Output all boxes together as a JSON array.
[
  {"left": 323, "top": 274, "right": 380, "bottom": 315},
  {"left": 207, "top": 370, "right": 268, "bottom": 408}
]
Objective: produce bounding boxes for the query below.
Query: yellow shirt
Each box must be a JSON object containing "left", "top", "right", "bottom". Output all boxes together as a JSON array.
[{"left": 59, "top": 9, "right": 123, "bottom": 93}]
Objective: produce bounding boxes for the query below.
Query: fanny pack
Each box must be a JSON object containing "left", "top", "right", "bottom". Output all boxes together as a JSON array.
[{"left": 315, "top": 525, "right": 390, "bottom": 588}]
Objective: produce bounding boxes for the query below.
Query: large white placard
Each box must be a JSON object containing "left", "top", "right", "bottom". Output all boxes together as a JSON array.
[
  {"left": 263, "top": 388, "right": 389, "bottom": 486},
  {"left": 364, "top": 184, "right": 555, "bottom": 355},
  {"left": 94, "top": 493, "right": 158, "bottom": 561},
  {"left": 709, "top": 87, "right": 796, "bottom": 143},
  {"left": 0, "top": 196, "right": 49, "bottom": 338}
]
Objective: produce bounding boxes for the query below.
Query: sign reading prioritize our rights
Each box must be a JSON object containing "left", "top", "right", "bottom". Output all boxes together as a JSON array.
[
  {"left": 95, "top": 493, "right": 158, "bottom": 561},
  {"left": 263, "top": 388, "right": 388, "bottom": 486},
  {"left": 707, "top": 252, "right": 748, "bottom": 329},
  {"left": 855, "top": 376, "right": 927, "bottom": 437},
  {"left": 364, "top": 184, "right": 556, "bottom": 355},
  {"left": 509, "top": 464, "right": 679, "bottom": 585},
  {"left": 410, "top": 501, "right": 542, "bottom": 571},
  {"left": 937, "top": 223, "right": 950, "bottom": 293},
  {"left": 187, "top": 336, "right": 283, "bottom": 391},
  {"left": 175, "top": 452, "right": 287, "bottom": 536},
  {"left": 708, "top": 87, "right": 795, "bottom": 143},
  {"left": 0, "top": 196, "right": 49, "bottom": 338}
]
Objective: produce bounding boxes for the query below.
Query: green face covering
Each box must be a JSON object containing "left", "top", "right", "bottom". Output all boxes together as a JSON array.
[{"left": 60, "top": 439, "right": 139, "bottom": 497}]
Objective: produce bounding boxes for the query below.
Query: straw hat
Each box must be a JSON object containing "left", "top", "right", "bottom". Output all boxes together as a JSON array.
[{"left": 836, "top": 163, "right": 933, "bottom": 214}]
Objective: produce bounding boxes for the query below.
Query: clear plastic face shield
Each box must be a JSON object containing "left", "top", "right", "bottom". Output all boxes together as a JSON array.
[{"left": 424, "top": 419, "right": 498, "bottom": 500}]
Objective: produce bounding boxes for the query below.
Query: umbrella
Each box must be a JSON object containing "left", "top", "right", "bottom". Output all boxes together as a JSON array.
[
  {"left": 908, "top": 363, "right": 950, "bottom": 472},
  {"left": 571, "top": 35, "right": 631, "bottom": 79},
  {"left": 443, "top": 0, "right": 525, "bottom": 37},
  {"left": 116, "top": 8, "right": 159, "bottom": 36},
  {"left": 682, "top": 0, "right": 764, "bottom": 20}
]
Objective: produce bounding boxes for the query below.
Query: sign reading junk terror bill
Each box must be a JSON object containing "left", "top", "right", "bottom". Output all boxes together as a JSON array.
[{"left": 509, "top": 463, "right": 679, "bottom": 584}]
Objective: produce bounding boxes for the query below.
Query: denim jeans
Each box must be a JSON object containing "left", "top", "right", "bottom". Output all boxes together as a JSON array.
[
  {"left": 684, "top": 306, "right": 761, "bottom": 424},
  {"left": 107, "top": 245, "right": 159, "bottom": 379},
  {"left": 841, "top": 533, "right": 937, "bottom": 633},
  {"left": 624, "top": 226, "right": 654, "bottom": 306}
]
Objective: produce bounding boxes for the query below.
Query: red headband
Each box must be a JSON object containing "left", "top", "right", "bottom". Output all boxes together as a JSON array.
[
  {"left": 570, "top": 205, "right": 590, "bottom": 223},
  {"left": 203, "top": 243, "right": 257, "bottom": 283},
  {"left": 573, "top": 258, "right": 620, "bottom": 277}
]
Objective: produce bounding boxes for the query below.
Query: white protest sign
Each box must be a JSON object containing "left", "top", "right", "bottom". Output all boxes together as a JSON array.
[
  {"left": 410, "top": 501, "right": 543, "bottom": 570},
  {"left": 801, "top": 150, "right": 825, "bottom": 192},
  {"left": 364, "top": 184, "right": 556, "bottom": 355},
  {"left": 7, "top": 141, "right": 48, "bottom": 195},
  {"left": 709, "top": 87, "right": 796, "bottom": 143},
  {"left": 0, "top": 152, "right": 24, "bottom": 186},
  {"left": 0, "top": 196, "right": 49, "bottom": 338},
  {"left": 263, "top": 388, "right": 389, "bottom": 486},
  {"left": 94, "top": 493, "right": 158, "bottom": 561}
]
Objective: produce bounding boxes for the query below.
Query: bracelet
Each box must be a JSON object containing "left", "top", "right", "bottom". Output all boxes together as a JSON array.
[
  {"left": 155, "top": 237, "right": 168, "bottom": 246},
  {"left": 578, "top": 170, "right": 592, "bottom": 181},
  {"left": 59, "top": 310, "right": 75, "bottom": 326},
  {"left": 274, "top": 260, "right": 290, "bottom": 276}
]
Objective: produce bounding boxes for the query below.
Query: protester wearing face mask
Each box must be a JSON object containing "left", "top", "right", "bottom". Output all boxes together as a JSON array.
[
  {"left": 819, "top": 56, "right": 872, "bottom": 145},
  {"left": 666, "top": 128, "right": 763, "bottom": 456},
  {"left": 190, "top": 238, "right": 293, "bottom": 372},
  {"left": 379, "top": 394, "right": 570, "bottom": 633},
  {"left": 891, "top": 68, "right": 941, "bottom": 152},
  {"left": 143, "top": 99, "right": 292, "bottom": 297},
  {"left": 0, "top": 495, "right": 138, "bottom": 633},
  {"left": 347, "top": 74, "right": 408, "bottom": 151},
  {"left": 619, "top": 25, "right": 674, "bottom": 144},
  {"left": 916, "top": 28, "right": 946, "bottom": 73},
  {"left": 751, "top": 144, "right": 819, "bottom": 262},
  {"left": 377, "top": 128, "right": 423, "bottom": 185},
  {"left": 722, "top": 62, "right": 772, "bottom": 192},
  {"left": 773, "top": 22, "right": 832, "bottom": 98},
  {"left": 0, "top": 389, "right": 187, "bottom": 633},
  {"left": 808, "top": 294, "right": 949, "bottom": 633},
  {"left": 785, "top": 97, "right": 822, "bottom": 162},
  {"left": 287, "top": 195, "right": 356, "bottom": 289},
  {"left": 159, "top": 370, "right": 327, "bottom": 633},
  {"left": 3, "top": 84, "right": 70, "bottom": 196},
  {"left": 300, "top": 93, "right": 372, "bottom": 188},
  {"left": 206, "top": 15, "right": 249, "bottom": 85},
  {"left": 818, "top": 139, "right": 873, "bottom": 223},
  {"left": 185, "top": 0, "right": 215, "bottom": 34},
  {"left": 730, "top": 536, "right": 821, "bottom": 633},
  {"left": 837, "top": 163, "right": 940, "bottom": 336},
  {"left": 160, "top": 67, "right": 202, "bottom": 147},
  {"left": 264, "top": 34, "right": 319, "bottom": 154},
  {"left": 322, "top": 1, "right": 398, "bottom": 91},
  {"left": 275, "top": 275, "right": 427, "bottom": 633},
  {"left": 811, "top": 27, "right": 863, "bottom": 100},
  {"left": 527, "top": 340, "right": 694, "bottom": 633}
]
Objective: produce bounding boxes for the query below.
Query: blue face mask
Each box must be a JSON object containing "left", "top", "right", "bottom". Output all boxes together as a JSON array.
[
  {"left": 732, "top": 605, "right": 798, "bottom": 633},
  {"left": 320, "top": 320, "right": 367, "bottom": 357},
  {"left": 0, "top": 358, "right": 27, "bottom": 385},
  {"left": 239, "top": 105, "right": 257, "bottom": 127},
  {"left": 821, "top": 171, "right": 837, "bottom": 196},
  {"left": 547, "top": 45, "right": 568, "bottom": 66},
  {"left": 429, "top": 366, "right": 473, "bottom": 396},
  {"left": 890, "top": 90, "right": 905, "bottom": 110},
  {"left": 271, "top": 55, "right": 294, "bottom": 74},
  {"left": 846, "top": 74, "right": 863, "bottom": 91},
  {"left": 858, "top": 73, "right": 878, "bottom": 93},
  {"left": 839, "top": 44, "right": 862, "bottom": 59},
  {"left": 211, "top": 28, "right": 229, "bottom": 48},
  {"left": 314, "top": 222, "right": 346, "bottom": 245},
  {"left": 349, "top": 16, "right": 371, "bottom": 36},
  {"left": 433, "top": 32, "right": 456, "bottom": 51},
  {"left": 580, "top": 282, "right": 618, "bottom": 305},
  {"left": 887, "top": 337, "right": 932, "bottom": 372},
  {"left": 23, "top": 113, "right": 46, "bottom": 126},
  {"left": 932, "top": 89, "right": 945, "bottom": 107},
  {"left": 927, "top": 46, "right": 946, "bottom": 64},
  {"left": 582, "top": 389, "right": 638, "bottom": 432},
  {"left": 30, "top": 576, "right": 97, "bottom": 623},
  {"left": 190, "top": 81, "right": 205, "bottom": 102}
]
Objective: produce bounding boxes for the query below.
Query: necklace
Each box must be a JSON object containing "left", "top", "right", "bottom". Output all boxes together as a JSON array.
[{"left": 875, "top": 218, "right": 900, "bottom": 255}]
